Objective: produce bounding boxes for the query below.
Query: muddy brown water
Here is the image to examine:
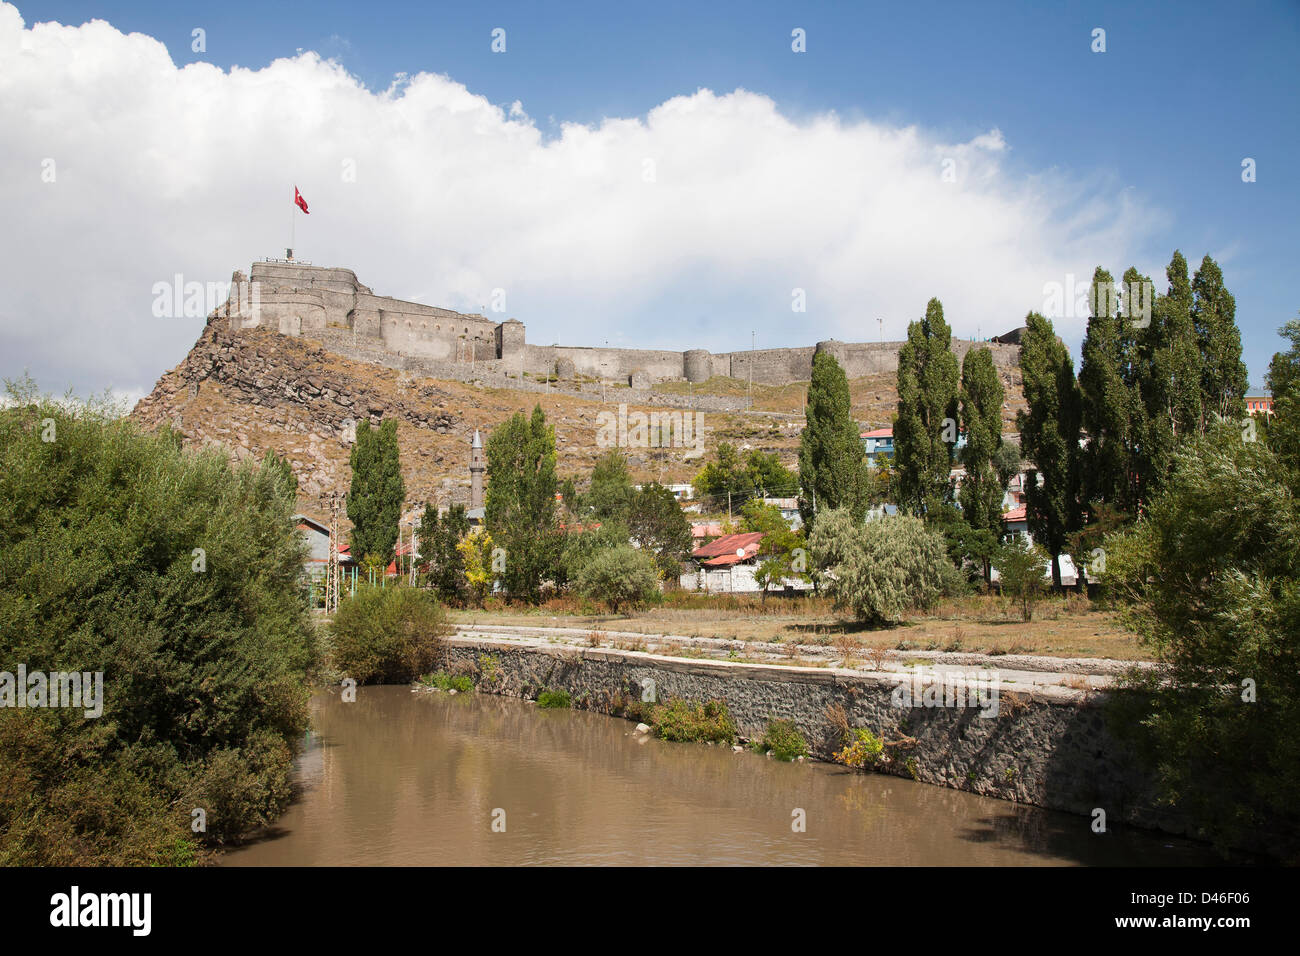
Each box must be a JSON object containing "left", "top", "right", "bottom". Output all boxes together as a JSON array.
[{"left": 220, "top": 686, "right": 1217, "bottom": 866}]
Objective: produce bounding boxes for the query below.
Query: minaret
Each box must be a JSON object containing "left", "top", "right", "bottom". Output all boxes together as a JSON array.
[{"left": 469, "top": 429, "right": 485, "bottom": 510}]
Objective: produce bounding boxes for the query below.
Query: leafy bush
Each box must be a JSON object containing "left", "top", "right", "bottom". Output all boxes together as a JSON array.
[
  {"left": 574, "top": 544, "right": 661, "bottom": 614},
  {"left": 537, "top": 688, "right": 572, "bottom": 709},
  {"left": 0, "top": 382, "right": 318, "bottom": 863},
  {"left": 1106, "top": 425, "right": 1300, "bottom": 857},
  {"left": 808, "top": 509, "right": 951, "bottom": 624},
  {"left": 329, "top": 584, "right": 447, "bottom": 684},
  {"left": 651, "top": 699, "right": 737, "bottom": 744},
  {"left": 760, "top": 719, "right": 808, "bottom": 761}
]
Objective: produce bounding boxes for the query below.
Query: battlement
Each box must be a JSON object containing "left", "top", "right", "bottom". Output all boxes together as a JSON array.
[{"left": 218, "top": 260, "right": 1021, "bottom": 387}]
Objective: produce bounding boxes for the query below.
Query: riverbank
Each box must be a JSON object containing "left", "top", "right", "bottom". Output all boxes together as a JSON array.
[{"left": 437, "top": 629, "right": 1193, "bottom": 842}]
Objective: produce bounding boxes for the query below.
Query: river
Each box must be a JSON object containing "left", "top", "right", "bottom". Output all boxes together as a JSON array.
[{"left": 220, "top": 686, "right": 1217, "bottom": 866}]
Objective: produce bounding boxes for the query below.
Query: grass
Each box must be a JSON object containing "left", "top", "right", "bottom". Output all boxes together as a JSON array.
[
  {"left": 537, "top": 688, "right": 572, "bottom": 709},
  {"left": 448, "top": 590, "right": 1151, "bottom": 661},
  {"left": 758, "top": 719, "right": 809, "bottom": 761},
  {"left": 418, "top": 671, "right": 474, "bottom": 692},
  {"left": 650, "top": 699, "right": 737, "bottom": 744}
]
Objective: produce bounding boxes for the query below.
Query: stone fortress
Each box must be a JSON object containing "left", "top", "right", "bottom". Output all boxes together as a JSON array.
[{"left": 219, "top": 259, "right": 1023, "bottom": 389}]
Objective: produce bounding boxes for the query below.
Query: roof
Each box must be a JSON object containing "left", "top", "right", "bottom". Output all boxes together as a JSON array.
[
  {"left": 861, "top": 427, "right": 893, "bottom": 439},
  {"left": 692, "top": 532, "right": 764, "bottom": 566},
  {"left": 293, "top": 513, "right": 330, "bottom": 535},
  {"left": 1002, "top": 506, "right": 1027, "bottom": 522}
]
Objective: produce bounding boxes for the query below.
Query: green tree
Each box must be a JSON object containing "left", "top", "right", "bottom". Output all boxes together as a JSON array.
[
  {"left": 260, "top": 449, "right": 298, "bottom": 506},
  {"left": 895, "top": 298, "right": 961, "bottom": 518},
  {"left": 958, "top": 347, "right": 1007, "bottom": 583},
  {"left": 628, "top": 482, "right": 692, "bottom": 580},
  {"left": 1079, "top": 267, "right": 1139, "bottom": 513},
  {"left": 485, "top": 405, "right": 561, "bottom": 601},
  {"left": 692, "top": 441, "right": 756, "bottom": 509},
  {"left": 1266, "top": 316, "right": 1300, "bottom": 476},
  {"left": 798, "top": 351, "right": 868, "bottom": 530},
  {"left": 1016, "top": 312, "right": 1084, "bottom": 588},
  {"left": 1139, "top": 251, "right": 1203, "bottom": 497},
  {"left": 994, "top": 536, "right": 1048, "bottom": 621},
  {"left": 347, "top": 418, "right": 404, "bottom": 565},
  {"left": 418, "top": 503, "right": 468, "bottom": 601},
  {"left": 1192, "top": 255, "right": 1248, "bottom": 428},
  {"left": 574, "top": 545, "right": 661, "bottom": 614},
  {"left": 0, "top": 381, "right": 317, "bottom": 862},
  {"left": 745, "top": 449, "right": 797, "bottom": 496},
  {"left": 1106, "top": 423, "right": 1300, "bottom": 857},
  {"left": 807, "top": 509, "right": 953, "bottom": 625},
  {"left": 586, "top": 448, "right": 635, "bottom": 524}
]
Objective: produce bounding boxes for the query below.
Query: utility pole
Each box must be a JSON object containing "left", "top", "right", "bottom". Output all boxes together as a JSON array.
[{"left": 325, "top": 492, "right": 342, "bottom": 614}]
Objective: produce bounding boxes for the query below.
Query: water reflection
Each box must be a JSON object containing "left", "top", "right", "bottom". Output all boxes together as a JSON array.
[{"left": 221, "top": 687, "right": 1217, "bottom": 867}]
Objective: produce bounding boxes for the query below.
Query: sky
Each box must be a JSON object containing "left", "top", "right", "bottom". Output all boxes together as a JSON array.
[{"left": 2, "top": 0, "right": 1296, "bottom": 406}]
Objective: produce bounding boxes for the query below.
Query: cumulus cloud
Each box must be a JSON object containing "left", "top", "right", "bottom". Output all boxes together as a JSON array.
[{"left": 0, "top": 3, "right": 1162, "bottom": 397}]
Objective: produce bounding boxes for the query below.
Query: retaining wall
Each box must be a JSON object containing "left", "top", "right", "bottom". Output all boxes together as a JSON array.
[{"left": 443, "top": 636, "right": 1189, "bottom": 838}]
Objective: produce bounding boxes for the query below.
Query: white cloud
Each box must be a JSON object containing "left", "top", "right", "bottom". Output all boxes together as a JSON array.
[{"left": 0, "top": 3, "right": 1162, "bottom": 397}]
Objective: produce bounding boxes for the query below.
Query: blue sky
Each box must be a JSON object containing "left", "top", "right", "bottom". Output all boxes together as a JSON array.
[{"left": 6, "top": 0, "right": 1298, "bottom": 392}]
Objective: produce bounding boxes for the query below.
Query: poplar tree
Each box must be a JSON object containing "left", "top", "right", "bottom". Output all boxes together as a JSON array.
[
  {"left": 1192, "top": 255, "right": 1248, "bottom": 428},
  {"left": 347, "top": 418, "right": 404, "bottom": 564},
  {"left": 1266, "top": 316, "right": 1300, "bottom": 478},
  {"left": 797, "top": 351, "right": 868, "bottom": 531},
  {"left": 894, "top": 297, "right": 960, "bottom": 518},
  {"left": 957, "top": 347, "right": 1006, "bottom": 583},
  {"left": 1079, "top": 267, "right": 1134, "bottom": 512},
  {"left": 485, "top": 404, "right": 561, "bottom": 601},
  {"left": 1139, "top": 251, "right": 1203, "bottom": 497},
  {"left": 1015, "top": 312, "right": 1083, "bottom": 588}
]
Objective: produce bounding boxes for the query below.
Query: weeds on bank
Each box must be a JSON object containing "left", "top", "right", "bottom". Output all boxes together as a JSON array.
[
  {"left": 537, "top": 689, "right": 573, "bottom": 709},
  {"left": 650, "top": 699, "right": 737, "bottom": 744},
  {"left": 418, "top": 671, "right": 474, "bottom": 693},
  {"left": 757, "top": 719, "right": 809, "bottom": 761}
]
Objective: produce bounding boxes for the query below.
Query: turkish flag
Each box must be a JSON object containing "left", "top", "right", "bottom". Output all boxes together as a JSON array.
[{"left": 294, "top": 186, "right": 309, "bottom": 214}]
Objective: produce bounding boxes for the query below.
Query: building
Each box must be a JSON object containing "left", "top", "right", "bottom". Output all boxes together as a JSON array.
[
  {"left": 860, "top": 427, "right": 894, "bottom": 468},
  {"left": 1245, "top": 388, "right": 1274, "bottom": 416}
]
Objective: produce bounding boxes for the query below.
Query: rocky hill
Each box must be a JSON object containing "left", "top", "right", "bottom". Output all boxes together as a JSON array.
[{"left": 131, "top": 317, "right": 1026, "bottom": 523}]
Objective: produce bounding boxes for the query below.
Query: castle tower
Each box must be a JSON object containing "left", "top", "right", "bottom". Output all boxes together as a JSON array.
[{"left": 469, "top": 429, "right": 485, "bottom": 511}]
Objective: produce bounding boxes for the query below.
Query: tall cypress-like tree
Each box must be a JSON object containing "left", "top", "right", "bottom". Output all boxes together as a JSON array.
[
  {"left": 1267, "top": 316, "right": 1300, "bottom": 478},
  {"left": 1078, "top": 267, "right": 1138, "bottom": 514},
  {"left": 958, "top": 347, "right": 1006, "bottom": 582},
  {"left": 1139, "top": 251, "right": 1203, "bottom": 499},
  {"left": 347, "top": 418, "right": 405, "bottom": 564},
  {"left": 485, "top": 404, "right": 561, "bottom": 601},
  {"left": 894, "top": 297, "right": 960, "bottom": 517},
  {"left": 797, "top": 351, "right": 868, "bottom": 531},
  {"left": 1016, "top": 312, "right": 1083, "bottom": 588},
  {"left": 419, "top": 502, "right": 468, "bottom": 600},
  {"left": 1192, "top": 255, "right": 1248, "bottom": 428}
]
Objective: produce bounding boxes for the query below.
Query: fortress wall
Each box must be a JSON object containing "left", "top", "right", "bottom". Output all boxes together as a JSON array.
[
  {"left": 725, "top": 347, "right": 817, "bottom": 385},
  {"left": 552, "top": 346, "right": 687, "bottom": 384}
]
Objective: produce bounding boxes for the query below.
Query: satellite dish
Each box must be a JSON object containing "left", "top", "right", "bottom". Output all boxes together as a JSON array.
[{"left": 736, "top": 548, "right": 745, "bottom": 558}]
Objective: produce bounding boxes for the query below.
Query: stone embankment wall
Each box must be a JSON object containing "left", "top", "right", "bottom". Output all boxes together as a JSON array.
[{"left": 443, "top": 636, "right": 1188, "bottom": 838}]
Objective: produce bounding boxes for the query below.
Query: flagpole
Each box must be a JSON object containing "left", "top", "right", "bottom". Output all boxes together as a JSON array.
[{"left": 290, "top": 186, "right": 295, "bottom": 259}]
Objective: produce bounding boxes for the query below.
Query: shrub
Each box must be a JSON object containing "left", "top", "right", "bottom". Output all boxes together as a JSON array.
[
  {"left": 808, "top": 510, "right": 951, "bottom": 624},
  {"left": 329, "top": 584, "right": 447, "bottom": 684},
  {"left": 0, "top": 382, "right": 317, "bottom": 863},
  {"left": 537, "top": 688, "right": 572, "bottom": 709},
  {"left": 651, "top": 699, "right": 737, "bottom": 744},
  {"left": 994, "top": 536, "right": 1048, "bottom": 621},
  {"left": 760, "top": 719, "right": 808, "bottom": 761},
  {"left": 835, "top": 728, "right": 885, "bottom": 768},
  {"left": 574, "top": 544, "right": 662, "bottom": 614},
  {"left": 1106, "top": 426, "right": 1300, "bottom": 857},
  {"left": 419, "top": 671, "right": 473, "bottom": 692}
]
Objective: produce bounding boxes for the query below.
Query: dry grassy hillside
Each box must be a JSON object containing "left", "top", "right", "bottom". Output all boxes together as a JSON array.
[{"left": 131, "top": 319, "right": 1025, "bottom": 524}]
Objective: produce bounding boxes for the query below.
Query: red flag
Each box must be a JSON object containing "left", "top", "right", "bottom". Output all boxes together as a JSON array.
[{"left": 294, "top": 186, "right": 309, "bottom": 214}]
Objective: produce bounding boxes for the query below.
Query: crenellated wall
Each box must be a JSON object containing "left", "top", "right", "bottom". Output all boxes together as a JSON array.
[{"left": 219, "top": 260, "right": 1022, "bottom": 387}]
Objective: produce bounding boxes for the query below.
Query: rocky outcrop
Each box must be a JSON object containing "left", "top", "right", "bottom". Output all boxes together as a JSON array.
[{"left": 134, "top": 318, "right": 457, "bottom": 442}]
